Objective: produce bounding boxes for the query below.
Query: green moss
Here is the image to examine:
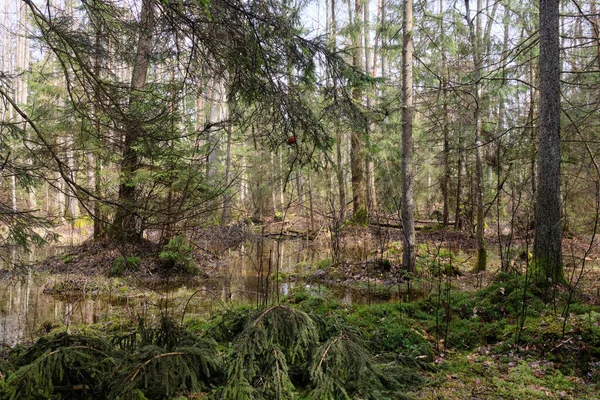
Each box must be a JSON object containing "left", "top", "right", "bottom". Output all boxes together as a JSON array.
[
  {"left": 475, "top": 244, "right": 487, "bottom": 272},
  {"left": 529, "top": 256, "right": 566, "bottom": 286},
  {"left": 352, "top": 208, "right": 368, "bottom": 225},
  {"left": 346, "top": 303, "right": 433, "bottom": 359}
]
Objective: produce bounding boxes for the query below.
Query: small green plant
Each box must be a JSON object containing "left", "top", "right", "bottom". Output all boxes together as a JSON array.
[
  {"left": 109, "top": 256, "right": 141, "bottom": 277},
  {"left": 62, "top": 254, "right": 73, "bottom": 263},
  {"left": 352, "top": 208, "right": 368, "bottom": 225},
  {"left": 159, "top": 235, "right": 198, "bottom": 275},
  {"left": 316, "top": 258, "right": 332, "bottom": 269}
]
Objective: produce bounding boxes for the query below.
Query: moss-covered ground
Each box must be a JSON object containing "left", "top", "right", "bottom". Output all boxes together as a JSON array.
[{"left": 2, "top": 270, "right": 600, "bottom": 399}]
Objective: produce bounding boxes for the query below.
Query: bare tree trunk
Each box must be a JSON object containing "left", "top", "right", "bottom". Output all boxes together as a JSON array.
[
  {"left": 207, "top": 79, "right": 223, "bottom": 177},
  {"left": 55, "top": 171, "right": 66, "bottom": 221},
  {"left": 222, "top": 124, "right": 233, "bottom": 224},
  {"left": 296, "top": 169, "right": 304, "bottom": 217},
  {"left": 92, "top": 3, "right": 104, "bottom": 239},
  {"left": 279, "top": 152, "right": 285, "bottom": 212},
  {"left": 401, "top": 0, "right": 416, "bottom": 273},
  {"left": 440, "top": 0, "right": 451, "bottom": 226},
  {"left": 308, "top": 171, "right": 315, "bottom": 231},
  {"left": 240, "top": 142, "right": 247, "bottom": 211},
  {"left": 330, "top": 0, "right": 346, "bottom": 224},
  {"left": 364, "top": 0, "right": 377, "bottom": 216},
  {"left": 465, "top": 0, "right": 487, "bottom": 271},
  {"left": 16, "top": 2, "right": 35, "bottom": 210},
  {"left": 11, "top": 176, "right": 17, "bottom": 212},
  {"left": 350, "top": 0, "right": 367, "bottom": 223},
  {"left": 592, "top": 2, "right": 600, "bottom": 71},
  {"left": 2, "top": 0, "right": 15, "bottom": 212},
  {"left": 455, "top": 139, "right": 465, "bottom": 231},
  {"left": 533, "top": 0, "right": 563, "bottom": 283},
  {"left": 498, "top": 4, "right": 509, "bottom": 272},
  {"left": 64, "top": 133, "right": 79, "bottom": 220}
]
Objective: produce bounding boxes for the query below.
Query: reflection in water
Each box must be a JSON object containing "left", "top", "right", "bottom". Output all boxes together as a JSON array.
[{"left": 0, "top": 238, "right": 395, "bottom": 346}]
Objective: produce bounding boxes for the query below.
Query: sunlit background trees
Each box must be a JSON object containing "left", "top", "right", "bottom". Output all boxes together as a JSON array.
[{"left": 2, "top": 0, "right": 600, "bottom": 280}]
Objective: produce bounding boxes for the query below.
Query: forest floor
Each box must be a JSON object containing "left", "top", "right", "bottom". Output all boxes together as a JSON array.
[
  {"left": 35, "top": 218, "right": 600, "bottom": 305},
  {"left": 7, "top": 219, "right": 600, "bottom": 399}
]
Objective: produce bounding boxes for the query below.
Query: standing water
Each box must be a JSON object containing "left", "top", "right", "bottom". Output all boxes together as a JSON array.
[{"left": 0, "top": 237, "right": 397, "bottom": 346}]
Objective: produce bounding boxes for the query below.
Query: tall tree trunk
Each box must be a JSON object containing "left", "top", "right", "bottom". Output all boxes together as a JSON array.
[
  {"left": 11, "top": 175, "right": 17, "bottom": 212},
  {"left": 240, "top": 142, "right": 247, "bottom": 211},
  {"left": 296, "top": 169, "right": 304, "bottom": 217},
  {"left": 222, "top": 124, "right": 233, "bottom": 224},
  {"left": 455, "top": 137, "right": 463, "bottom": 230},
  {"left": 350, "top": 0, "right": 367, "bottom": 223},
  {"left": 592, "top": 2, "right": 600, "bottom": 71},
  {"left": 440, "top": 0, "right": 451, "bottom": 226},
  {"left": 401, "top": 0, "right": 416, "bottom": 273},
  {"left": 364, "top": 0, "right": 377, "bottom": 216},
  {"left": 308, "top": 171, "right": 315, "bottom": 231},
  {"left": 92, "top": 2, "right": 105, "bottom": 239},
  {"left": 64, "top": 134, "right": 80, "bottom": 220},
  {"left": 526, "top": 61, "right": 537, "bottom": 205},
  {"left": 533, "top": 0, "right": 563, "bottom": 283},
  {"left": 111, "top": 0, "right": 154, "bottom": 242},
  {"left": 498, "top": 4, "right": 509, "bottom": 272},
  {"left": 331, "top": 0, "right": 346, "bottom": 224},
  {"left": 16, "top": 2, "right": 35, "bottom": 210},
  {"left": 2, "top": 0, "right": 15, "bottom": 212},
  {"left": 465, "top": 0, "right": 487, "bottom": 271},
  {"left": 206, "top": 79, "right": 223, "bottom": 178},
  {"left": 279, "top": 152, "right": 285, "bottom": 213}
]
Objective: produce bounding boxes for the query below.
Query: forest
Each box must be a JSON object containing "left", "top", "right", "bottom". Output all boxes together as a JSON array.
[{"left": 1, "top": 0, "right": 600, "bottom": 398}]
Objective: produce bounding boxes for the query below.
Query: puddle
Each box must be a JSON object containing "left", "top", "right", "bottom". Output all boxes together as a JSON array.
[{"left": 0, "top": 238, "right": 397, "bottom": 346}]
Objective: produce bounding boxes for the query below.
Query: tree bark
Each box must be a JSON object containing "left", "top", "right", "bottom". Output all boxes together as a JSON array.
[
  {"left": 364, "top": 0, "right": 377, "bottom": 216},
  {"left": 533, "top": 0, "right": 563, "bottom": 283},
  {"left": 92, "top": 1, "right": 105, "bottom": 239},
  {"left": 330, "top": 0, "right": 346, "bottom": 224},
  {"left": 440, "top": 0, "right": 451, "bottom": 226},
  {"left": 222, "top": 124, "right": 233, "bottom": 224},
  {"left": 350, "top": 0, "right": 367, "bottom": 223},
  {"left": 465, "top": 0, "right": 487, "bottom": 271},
  {"left": 498, "top": 4, "right": 509, "bottom": 272},
  {"left": 401, "top": 0, "right": 416, "bottom": 273},
  {"left": 16, "top": 2, "right": 35, "bottom": 210}
]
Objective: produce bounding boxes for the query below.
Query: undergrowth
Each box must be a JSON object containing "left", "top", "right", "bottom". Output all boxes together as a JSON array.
[{"left": 1, "top": 273, "right": 600, "bottom": 399}]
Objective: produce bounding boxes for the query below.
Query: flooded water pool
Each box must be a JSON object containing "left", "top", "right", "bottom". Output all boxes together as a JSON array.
[{"left": 0, "top": 238, "right": 398, "bottom": 346}]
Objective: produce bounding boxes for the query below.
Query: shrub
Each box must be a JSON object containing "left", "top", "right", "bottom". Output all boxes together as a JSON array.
[
  {"left": 159, "top": 235, "right": 197, "bottom": 275},
  {"left": 109, "top": 256, "right": 141, "bottom": 277}
]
